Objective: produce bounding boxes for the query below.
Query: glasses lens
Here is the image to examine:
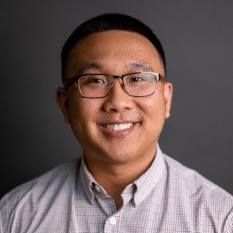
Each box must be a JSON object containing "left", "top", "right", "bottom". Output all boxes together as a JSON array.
[
  {"left": 78, "top": 74, "right": 111, "bottom": 98},
  {"left": 124, "top": 73, "right": 157, "bottom": 97}
]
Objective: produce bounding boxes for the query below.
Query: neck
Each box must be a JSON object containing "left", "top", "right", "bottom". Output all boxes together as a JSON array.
[{"left": 84, "top": 152, "right": 156, "bottom": 209}]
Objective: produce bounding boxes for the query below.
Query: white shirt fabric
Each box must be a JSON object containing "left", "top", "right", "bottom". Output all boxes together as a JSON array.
[{"left": 0, "top": 146, "right": 233, "bottom": 232}]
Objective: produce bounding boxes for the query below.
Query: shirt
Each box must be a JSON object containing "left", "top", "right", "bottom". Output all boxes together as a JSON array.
[{"left": 0, "top": 146, "right": 233, "bottom": 233}]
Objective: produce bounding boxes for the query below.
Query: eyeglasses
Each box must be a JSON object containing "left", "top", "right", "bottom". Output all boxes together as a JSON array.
[{"left": 63, "top": 72, "right": 166, "bottom": 98}]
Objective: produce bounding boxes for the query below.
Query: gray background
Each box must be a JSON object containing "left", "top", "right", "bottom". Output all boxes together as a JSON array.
[{"left": 0, "top": 0, "right": 232, "bottom": 198}]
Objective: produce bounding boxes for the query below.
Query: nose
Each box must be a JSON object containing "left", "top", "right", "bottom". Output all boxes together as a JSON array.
[{"left": 102, "top": 79, "right": 134, "bottom": 112}]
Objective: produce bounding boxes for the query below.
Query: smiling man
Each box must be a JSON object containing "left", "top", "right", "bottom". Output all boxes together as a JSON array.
[
  {"left": 57, "top": 28, "right": 172, "bottom": 210},
  {"left": 0, "top": 14, "right": 232, "bottom": 233}
]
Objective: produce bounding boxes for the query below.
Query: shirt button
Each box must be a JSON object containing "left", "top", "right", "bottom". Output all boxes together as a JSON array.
[
  {"left": 109, "top": 217, "right": 116, "bottom": 225},
  {"left": 95, "top": 185, "right": 101, "bottom": 192}
]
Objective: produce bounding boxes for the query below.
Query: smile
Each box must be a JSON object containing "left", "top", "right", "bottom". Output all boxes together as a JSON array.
[{"left": 105, "top": 123, "right": 133, "bottom": 131}]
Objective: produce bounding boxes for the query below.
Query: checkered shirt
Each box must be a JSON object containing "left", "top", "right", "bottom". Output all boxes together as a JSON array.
[{"left": 1, "top": 146, "right": 233, "bottom": 232}]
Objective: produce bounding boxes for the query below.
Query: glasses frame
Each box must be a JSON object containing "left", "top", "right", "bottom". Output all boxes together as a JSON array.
[{"left": 63, "top": 72, "right": 166, "bottom": 98}]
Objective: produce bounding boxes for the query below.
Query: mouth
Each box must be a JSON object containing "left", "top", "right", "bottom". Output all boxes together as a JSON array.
[{"left": 104, "top": 123, "right": 134, "bottom": 131}]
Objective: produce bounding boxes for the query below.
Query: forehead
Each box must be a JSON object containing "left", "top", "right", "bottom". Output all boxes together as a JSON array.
[{"left": 65, "top": 30, "right": 165, "bottom": 77}]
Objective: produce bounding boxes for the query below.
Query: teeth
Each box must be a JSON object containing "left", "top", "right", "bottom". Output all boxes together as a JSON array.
[{"left": 106, "top": 123, "right": 133, "bottom": 131}]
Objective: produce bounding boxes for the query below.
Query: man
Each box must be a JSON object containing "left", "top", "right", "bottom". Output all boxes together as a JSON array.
[{"left": 0, "top": 13, "right": 232, "bottom": 232}]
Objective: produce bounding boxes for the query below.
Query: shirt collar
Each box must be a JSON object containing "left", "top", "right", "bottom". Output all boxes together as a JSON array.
[
  {"left": 133, "top": 145, "right": 166, "bottom": 206},
  {"left": 79, "top": 145, "right": 166, "bottom": 206},
  {"left": 79, "top": 159, "right": 96, "bottom": 204}
]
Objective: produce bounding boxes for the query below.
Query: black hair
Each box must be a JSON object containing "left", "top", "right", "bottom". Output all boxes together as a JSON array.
[{"left": 61, "top": 13, "right": 166, "bottom": 83}]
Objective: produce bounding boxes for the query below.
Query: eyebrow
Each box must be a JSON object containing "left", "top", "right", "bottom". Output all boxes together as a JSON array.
[
  {"left": 76, "top": 62, "right": 104, "bottom": 74},
  {"left": 128, "top": 62, "right": 154, "bottom": 72}
]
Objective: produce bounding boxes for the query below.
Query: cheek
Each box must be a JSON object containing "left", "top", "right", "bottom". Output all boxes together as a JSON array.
[
  {"left": 69, "top": 99, "right": 91, "bottom": 123},
  {"left": 68, "top": 95, "right": 102, "bottom": 132},
  {"left": 67, "top": 99, "right": 96, "bottom": 144},
  {"left": 140, "top": 93, "right": 167, "bottom": 138},
  {"left": 141, "top": 92, "right": 166, "bottom": 117}
]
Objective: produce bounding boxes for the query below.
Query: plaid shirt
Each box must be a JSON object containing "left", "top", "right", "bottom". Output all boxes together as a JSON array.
[{"left": 1, "top": 146, "right": 233, "bottom": 232}]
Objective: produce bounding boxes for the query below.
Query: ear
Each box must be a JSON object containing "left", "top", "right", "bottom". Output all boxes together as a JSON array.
[
  {"left": 56, "top": 87, "right": 70, "bottom": 123},
  {"left": 163, "top": 82, "right": 173, "bottom": 119}
]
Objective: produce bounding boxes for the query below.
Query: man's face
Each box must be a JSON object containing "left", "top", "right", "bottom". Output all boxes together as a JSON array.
[{"left": 57, "top": 30, "right": 172, "bottom": 166}]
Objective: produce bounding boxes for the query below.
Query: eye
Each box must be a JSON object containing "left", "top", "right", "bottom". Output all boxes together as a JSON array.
[
  {"left": 81, "top": 75, "right": 106, "bottom": 85},
  {"left": 87, "top": 78, "right": 105, "bottom": 84},
  {"left": 129, "top": 76, "right": 147, "bottom": 83}
]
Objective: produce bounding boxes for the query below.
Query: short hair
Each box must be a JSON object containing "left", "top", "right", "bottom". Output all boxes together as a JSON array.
[{"left": 61, "top": 13, "right": 166, "bottom": 83}]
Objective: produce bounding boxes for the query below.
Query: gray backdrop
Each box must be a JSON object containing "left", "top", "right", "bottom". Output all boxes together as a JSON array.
[{"left": 1, "top": 0, "right": 232, "bottom": 198}]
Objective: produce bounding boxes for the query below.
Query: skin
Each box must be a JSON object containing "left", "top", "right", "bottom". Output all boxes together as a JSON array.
[{"left": 56, "top": 30, "right": 173, "bottom": 208}]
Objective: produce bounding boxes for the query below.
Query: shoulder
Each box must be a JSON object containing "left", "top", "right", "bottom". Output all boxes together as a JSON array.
[
  {"left": 1, "top": 158, "right": 81, "bottom": 202},
  {"left": 162, "top": 153, "right": 233, "bottom": 230},
  {"left": 0, "top": 158, "right": 81, "bottom": 230},
  {"left": 163, "top": 154, "right": 232, "bottom": 197}
]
